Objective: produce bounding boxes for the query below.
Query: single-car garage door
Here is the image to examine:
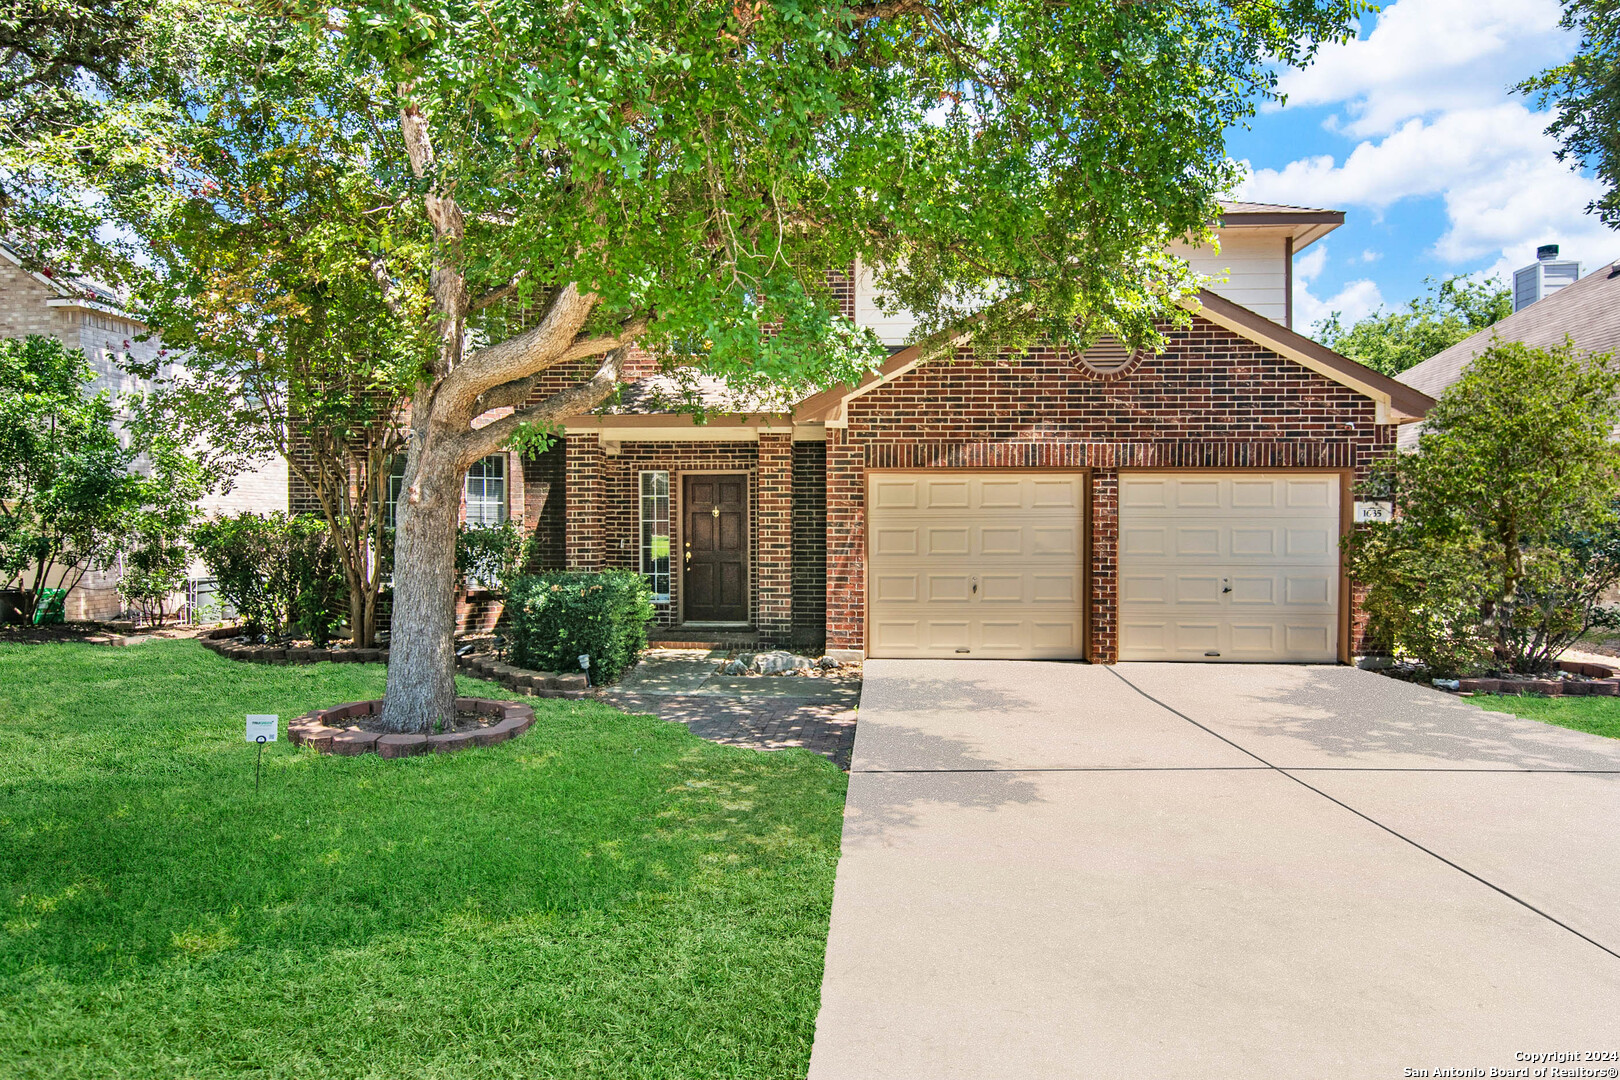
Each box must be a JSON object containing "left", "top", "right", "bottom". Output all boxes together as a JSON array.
[
  {"left": 868, "top": 472, "right": 1085, "bottom": 659},
  {"left": 1117, "top": 472, "right": 1341, "bottom": 662}
]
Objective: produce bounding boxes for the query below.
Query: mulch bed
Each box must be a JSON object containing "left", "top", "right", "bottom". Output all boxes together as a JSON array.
[
  {"left": 1377, "top": 658, "right": 1620, "bottom": 697},
  {"left": 289, "top": 698, "right": 535, "bottom": 758}
]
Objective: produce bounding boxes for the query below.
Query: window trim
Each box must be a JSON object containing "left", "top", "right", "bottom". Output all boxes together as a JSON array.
[
  {"left": 639, "top": 470, "right": 672, "bottom": 604},
  {"left": 464, "top": 454, "right": 508, "bottom": 527}
]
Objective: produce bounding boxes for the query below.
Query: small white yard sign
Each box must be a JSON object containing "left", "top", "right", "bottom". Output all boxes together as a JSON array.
[{"left": 245, "top": 715, "right": 278, "bottom": 743}]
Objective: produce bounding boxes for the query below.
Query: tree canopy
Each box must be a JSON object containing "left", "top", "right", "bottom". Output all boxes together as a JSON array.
[
  {"left": 1521, "top": 0, "right": 1620, "bottom": 230},
  {"left": 1347, "top": 341, "right": 1620, "bottom": 675},
  {"left": 70, "top": 0, "right": 1371, "bottom": 729},
  {"left": 1314, "top": 275, "right": 1512, "bottom": 377}
]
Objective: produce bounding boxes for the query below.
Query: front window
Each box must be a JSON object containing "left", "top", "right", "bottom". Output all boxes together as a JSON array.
[
  {"left": 383, "top": 455, "right": 407, "bottom": 528},
  {"left": 640, "top": 471, "right": 671, "bottom": 603},
  {"left": 465, "top": 454, "right": 508, "bottom": 526}
]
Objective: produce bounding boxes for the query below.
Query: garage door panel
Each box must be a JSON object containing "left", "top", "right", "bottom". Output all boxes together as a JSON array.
[
  {"left": 1118, "top": 473, "right": 1340, "bottom": 663},
  {"left": 868, "top": 472, "right": 1085, "bottom": 659}
]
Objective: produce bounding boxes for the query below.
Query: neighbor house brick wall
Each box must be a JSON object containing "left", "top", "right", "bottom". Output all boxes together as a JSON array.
[
  {"left": 826, "top": 316, "right": 1398, "bottom": 661},
  {"left": 791, "top": 441, "right": 828, "bottom": 650}
]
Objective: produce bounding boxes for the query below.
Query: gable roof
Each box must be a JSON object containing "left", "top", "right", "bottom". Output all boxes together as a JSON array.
[
  {"left": 1396, "top": 259, "right": 1620, "bottom": 401},
  {"left": 0, "top": 241, "right": 132, "bottom": 317},
  {"left": 793, "top": 289, "right": 1433, "bottom": 425},
  {"left": 1218, "top": 202, "right": 1344, "bottom": 249}
]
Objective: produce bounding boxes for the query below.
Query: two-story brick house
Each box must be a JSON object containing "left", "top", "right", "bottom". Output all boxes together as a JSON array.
[{"left": 417, "top": 203, "right": 1428, "bottom": 664}]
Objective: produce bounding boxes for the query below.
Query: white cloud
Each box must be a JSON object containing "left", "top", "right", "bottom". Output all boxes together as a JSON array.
[
  {"left": 1360, "top": 250, "right": 1381, "bottom": 263},
  {"left": 1294, "top": 243, "right": 1328, "bottom": 281},
  {"left": 1276, "top": 0, "right": 1570, "bottom": 137},
  {"left": 1241, "top": 103, "right": 1617, "bottom": 271},
  {"left": 1292, "top": 244, "right": 1383, "bottom": 330}
]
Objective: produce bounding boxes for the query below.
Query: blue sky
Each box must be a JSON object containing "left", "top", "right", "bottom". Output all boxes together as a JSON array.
[{"left": 1229, "top": 0, "right": 1620, "bottom": 338}]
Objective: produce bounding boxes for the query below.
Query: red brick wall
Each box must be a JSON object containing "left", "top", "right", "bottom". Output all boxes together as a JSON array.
[
  {"left": 791, "top": 441, "right": 828, "bottom": 650},
  {"left": 572, "top": 439, "right": 792, "bottom": 643},
  {"left": 825, "top": 316, "right": 1398, "bottom": 661}
]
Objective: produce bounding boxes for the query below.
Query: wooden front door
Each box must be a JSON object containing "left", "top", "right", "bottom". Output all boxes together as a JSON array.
[{"left": 683, "top": 473, "right": 749, "bottom": 622}]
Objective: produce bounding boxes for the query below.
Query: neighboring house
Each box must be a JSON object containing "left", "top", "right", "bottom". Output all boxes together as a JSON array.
[
  {"left": 1396, "top": 252, "right": 1620, "bottom": 449},
  {"left": 375, "top": 202, "right": 1429, "bottom": 663},
  {"left": 0, "top": 244, "right": 289, "bottom": 621}
]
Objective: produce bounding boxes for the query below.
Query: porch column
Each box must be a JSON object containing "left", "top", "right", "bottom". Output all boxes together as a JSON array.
[
  {"left": 755, "top": 431, "right": 794, "bottom": 645},
  {"left": 823, "top": 427, "right": 865, "bottom": 659},
  {"left": 564, "top": 435, "right": 605, "bottom": 571}
]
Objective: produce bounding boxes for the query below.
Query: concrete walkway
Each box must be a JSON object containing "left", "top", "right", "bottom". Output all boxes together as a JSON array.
[{"left": 808, "top": 661, "right": 1620, "bottom": 1079}]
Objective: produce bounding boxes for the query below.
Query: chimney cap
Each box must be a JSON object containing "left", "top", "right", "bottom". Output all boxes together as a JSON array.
[{"left": 1537, "top": 243, "right": 1560, "bottom": 261}]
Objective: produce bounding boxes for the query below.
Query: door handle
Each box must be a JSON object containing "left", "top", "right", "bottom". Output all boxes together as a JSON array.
[
  {"left": 1222, "top": 577, "right": 1232, "bottom": 594},
  {"left": 684, "top": 542, "right": 692, "bottom": 563},
  {"left": 971, "top": 576, "right": 978, "bottom": 595}
]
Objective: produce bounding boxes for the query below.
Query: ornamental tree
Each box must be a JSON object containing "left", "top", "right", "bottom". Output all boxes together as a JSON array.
[
  {"left": 1346, "top": 341, "right": 1620, "bottom": 674},
  {"left": 100, "top": 0, "right": 1365, "bottom": 731}
]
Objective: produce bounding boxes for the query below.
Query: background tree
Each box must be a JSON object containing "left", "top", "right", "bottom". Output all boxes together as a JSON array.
[
  {"left": 99, "top": 0, "right": 1366, "bottom": 731},
  {"left": 1314, "top": 275, "right": 1512, "bottom": 376},
  {"left": 1346, "top": 341, "right": 1620, "bottom": 675},
  {"left": 0, "top": 336, "right": 143, "bottom": 621},
  {"left": 122, "top": 36, "right": 432, "bottom": 647},
  {"left": 1521, "top": 0, "right": 1620, "bottom": 229}
]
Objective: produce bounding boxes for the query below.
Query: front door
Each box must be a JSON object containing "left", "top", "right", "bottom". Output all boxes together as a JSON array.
[{"left": 683, "top": 473, "right": 749, "bottom": 622}]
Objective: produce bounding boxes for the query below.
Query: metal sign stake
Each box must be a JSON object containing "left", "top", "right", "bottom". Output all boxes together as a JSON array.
[{"left": 255, "top": 735, "right": 266, "bottom": 794}]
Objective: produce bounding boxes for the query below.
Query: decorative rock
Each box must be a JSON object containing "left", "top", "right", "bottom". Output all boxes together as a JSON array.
[
  {"left": 721, "top": 659, "right": 748, "bottom": 675},
  {"left": 816, "top": 655, "right": 840, "bottom": 669},
  {"left": 752, "top": 650, "right": 811, "bottom": 675}
]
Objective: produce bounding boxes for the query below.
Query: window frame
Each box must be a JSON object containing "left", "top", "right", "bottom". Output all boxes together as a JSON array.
[
  {"left": 464, "top": 454, "right": 509, "bottom": 527},
  {"left": 639, "top": 470, "right": 672, "bottom": 604}
]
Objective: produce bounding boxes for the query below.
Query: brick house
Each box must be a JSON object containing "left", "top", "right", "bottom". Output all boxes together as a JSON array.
[
  {"left": 372, "top": 203, "right": 1433, "bottom": 662},
  {"left": 0, "top": 244, "right": 289, "bottom": 620}
]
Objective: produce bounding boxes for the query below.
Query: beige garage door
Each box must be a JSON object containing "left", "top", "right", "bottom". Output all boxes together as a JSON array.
[
  {"left": 868, "top": 472, "right": 1085, "bottom": 659},
  {"left": 1117, "top": 473, "right": 1341, "bottom": 662}
]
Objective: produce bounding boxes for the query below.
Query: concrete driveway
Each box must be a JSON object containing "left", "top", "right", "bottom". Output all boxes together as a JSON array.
[{"left": 808, "top": 662, "right": 1620, "bottom": 1080}]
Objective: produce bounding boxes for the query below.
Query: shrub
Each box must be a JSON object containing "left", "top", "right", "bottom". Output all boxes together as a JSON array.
[
  {"left": 1346, "top": 340, "right": 1620, "bottom": 675},
  {"left": 190, "top": 513, "right": 347, "bottom": 643},
  {"left": 504, "top": 571, "right": 654, "bottom": 683},
  {"left": 118, "top": 539, "right": 191, "bottom": 625},
  {"left": 455, "top": 520, "right": 527, "bottom": 594}
]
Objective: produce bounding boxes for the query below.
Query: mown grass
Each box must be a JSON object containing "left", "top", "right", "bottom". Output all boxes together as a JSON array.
[
  {"left": 1472, "top": 692, "right": 1620, "bottom": 740},
  {"left": 0, "top": 640, "right": 847, "bottom": 1079}
]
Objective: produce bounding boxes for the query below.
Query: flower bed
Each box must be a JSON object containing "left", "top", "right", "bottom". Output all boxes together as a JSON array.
[
  {"left": 1455, "top": 659, "right": 1620, "bottom": 697},
  {"left": 199, "top": 626, "right": 387, "bottom": 665},
  {"left": 288, "top": 698, "right": 534, "bottom": 758}
]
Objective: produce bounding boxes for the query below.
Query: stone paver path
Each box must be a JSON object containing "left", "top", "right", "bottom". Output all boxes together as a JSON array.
[{"left": 600, "top": 649, "right": 860, "bottom": 768}]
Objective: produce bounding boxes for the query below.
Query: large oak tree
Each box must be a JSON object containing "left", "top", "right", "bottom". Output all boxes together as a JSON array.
[{"left": 97, "top": 0, "right": 1366, "bottom": 731}]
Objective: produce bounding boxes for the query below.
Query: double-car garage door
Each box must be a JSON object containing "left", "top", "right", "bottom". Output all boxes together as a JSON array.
[{"left": 866, "top": 471, "right": 1341, "bottom": 662}]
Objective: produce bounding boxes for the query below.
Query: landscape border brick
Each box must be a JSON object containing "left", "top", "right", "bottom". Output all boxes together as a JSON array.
[{"left": 287, "top": 697, "right": 534, "bottom": 758}]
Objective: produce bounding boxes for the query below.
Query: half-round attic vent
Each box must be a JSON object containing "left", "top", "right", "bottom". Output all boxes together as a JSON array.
[{"left": 1074, "top": 336, "right": 1141, "bottom": 377}]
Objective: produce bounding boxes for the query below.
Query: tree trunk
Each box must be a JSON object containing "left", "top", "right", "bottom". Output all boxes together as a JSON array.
[{"left": 379, "top": 462, "right": 462, "bottom": 733}]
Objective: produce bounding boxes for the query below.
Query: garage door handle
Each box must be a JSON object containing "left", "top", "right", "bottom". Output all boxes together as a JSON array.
[
  {"left": 971, "top": 576, "right": 978, "bottom": 595},
  {"left": 1222, "top": 578, "right": 1232, "bottom": 594}
]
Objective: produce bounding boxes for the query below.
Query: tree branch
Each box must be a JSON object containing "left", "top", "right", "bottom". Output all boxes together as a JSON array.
[
  {"left": 455, "top": 348, "right": 627, "bottom": 466},
  {"left": 470, "top": 271, "right": 528, "bottom": 311}
]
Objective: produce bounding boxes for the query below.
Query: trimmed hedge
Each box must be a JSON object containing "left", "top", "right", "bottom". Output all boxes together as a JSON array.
[{"left": 504, "top": 570, "right": 654, "bottom": 683}]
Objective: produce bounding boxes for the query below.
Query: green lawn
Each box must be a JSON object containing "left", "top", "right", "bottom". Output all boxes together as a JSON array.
[
  {"left": 0, "top": 640, "right": 847, "bottom": 1079},
  {"left": 1472, "top": 692, "right": 1620, "bottom": 740}
]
